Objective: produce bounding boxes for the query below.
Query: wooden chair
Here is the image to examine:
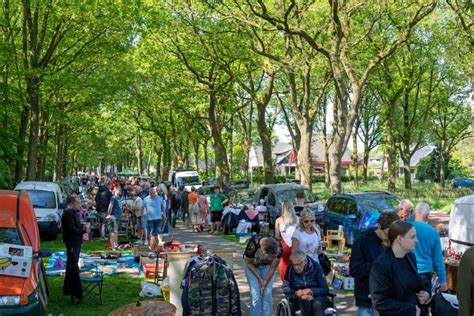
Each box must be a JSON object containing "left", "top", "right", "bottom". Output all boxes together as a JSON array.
[{"left": 324, "top": 229, "right": 345, "bottom": 255}]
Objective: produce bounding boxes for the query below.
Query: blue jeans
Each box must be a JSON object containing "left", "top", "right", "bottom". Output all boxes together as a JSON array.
[
  {"left": 244, "top": 264, "right": 274, "bottom": 316},
  {"left": 358, "top": 306, "right": 373, "bottom": 316}
]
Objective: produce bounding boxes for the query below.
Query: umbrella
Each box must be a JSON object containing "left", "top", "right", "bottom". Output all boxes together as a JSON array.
[{"left": 117, "top": 168, "right": 139, "bottom": 177}]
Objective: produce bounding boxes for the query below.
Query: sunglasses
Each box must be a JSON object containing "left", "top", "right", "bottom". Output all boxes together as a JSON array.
[{"left": 304, "top": 219, "right": 315, "bottom": 223}]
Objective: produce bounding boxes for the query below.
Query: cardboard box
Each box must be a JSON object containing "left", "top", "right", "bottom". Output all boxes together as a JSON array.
[{"left": 0, "top": 244, "right": 33, "bottom": 278}]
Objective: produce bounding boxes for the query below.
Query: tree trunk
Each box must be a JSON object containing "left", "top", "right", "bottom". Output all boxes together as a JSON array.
[
  {"left": 387, "top": 144, "right": 398, "bottom": 191},
  {"left": 15, "top": 106, "right": 30, "bottom": 183},
  {"left": 204, "top": 139, "right": 209, "bottom": 178},
  {"left": 208, "top": 90, "right": 230, "bottom": 184},
  {"left": 35, "top": 123, "right": 48, "bottom": 181},
  {"left": 401, "top": 154, "right": 412, "bottom": 190},
  {"left": 256, "top": 101, "right": 273, "bottom": 184},
  {"left": 154, "top": 145, "right": 162, "bottom": 180},
  {"left": 136, "top": 131, "right": 143, "bottom": 175},
  {"left": 53, "top": 123, "right": 63, "bottom": 181},
  {"left": 362, "top": 147, "right": 369, "bottom": 184},
  {"left": 352, "top": 122, "right": 360, "bottom": 190},
  {"left": 297, "top": 123, "right": 313, "bottom": 191},
  {"left": 193, "top": 140, "right": 199, "bottom": 172},
  {"left": 439, "top": 145, "right": 446, "bottom": 188},
  {"left": 25, "top": 76, "right": 40, "bottom": 180}
]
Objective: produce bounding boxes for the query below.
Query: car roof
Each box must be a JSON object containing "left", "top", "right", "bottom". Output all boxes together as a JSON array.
[
  {"left": 14, "top": 181, "right": 61, "bottom": 191},
  {"left": 258, "top": 183, "right": 309, "bottom": 192},
  {"left": 329, "top": 191, "right": 398, "bottom": 200}
]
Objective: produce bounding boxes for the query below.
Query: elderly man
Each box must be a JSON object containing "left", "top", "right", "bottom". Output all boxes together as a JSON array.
[
  {"left": 397, "top": 199, "right": 414, "bottom": 221},
  {"left": 412, "top": 203, "right": 447, "bottom": 315},
  {"left": 143, "top": 187, "right": 165, "bottom": 250}
]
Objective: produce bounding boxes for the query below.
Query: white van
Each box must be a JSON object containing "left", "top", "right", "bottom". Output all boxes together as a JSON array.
[
  {"left": 14, "top": 181, "right": 64, "bottom": 240},
  {"left": 169, "top": 170, "right": 202, "bottom": 191},
  {"left": 449, "top": 194, "right": 474, "bottom": 253}
]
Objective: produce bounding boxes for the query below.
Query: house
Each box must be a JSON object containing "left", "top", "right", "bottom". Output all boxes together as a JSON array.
[
  {"left": 249, "top": 139, "right": 355, "bottom": 176},
  {"left": 368, "top": 145, "right": 436, "bottom": 178}
]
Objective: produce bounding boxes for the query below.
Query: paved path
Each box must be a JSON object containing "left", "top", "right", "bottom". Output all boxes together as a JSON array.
[{"left": 168, "top": 222, "right": 357, "bottom": 315}]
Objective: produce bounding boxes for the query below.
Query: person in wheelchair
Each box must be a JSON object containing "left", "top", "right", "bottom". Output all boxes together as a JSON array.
[{"left": 283, "top": 250, "right": 329, "bottom": 315}]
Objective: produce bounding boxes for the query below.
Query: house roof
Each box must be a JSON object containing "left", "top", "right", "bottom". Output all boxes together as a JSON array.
[
  {"left": 398, "top": 145, "right": 436, "bottom": 167},
  {"left": 249, "top": 139, "right": 354, "bottom": 168}
]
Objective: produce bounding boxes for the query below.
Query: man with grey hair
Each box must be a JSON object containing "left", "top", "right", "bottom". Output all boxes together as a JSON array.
[
  {"left": 397, "top": 199, "right": 414, "bottom": 221},
  {"left": 412, "top": 202, "right": 448, "bottom": 315}
]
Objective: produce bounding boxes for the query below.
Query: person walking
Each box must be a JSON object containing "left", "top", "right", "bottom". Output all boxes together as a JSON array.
[
  {"left": 143, "top": 187, "right": 165, "bottom": 250},
  {"left": 95, "top": 180, "right": 112, "bottom": 240},
  {"left": 169, "top": 186, "right": 181, "bottom": 228},
  {"left": 209, "top": 185, "right": 228, "bottom": 234},
  {"left": 131, "top": 191, "right": 145, "bottom": 244},
  {"left": 370, "top": 220, "right": 430, "bottom": 316},
  {"left": 188, "top": 187, "right": 200, "bottom": 232},
  {"left": 350, "top": 211, "right": 400, "bottom": 316},
  {"left": 106, "top": 187, "right": 123, "bottom": 250},
  {"left": 275, "top": 199, "right": 298, "bottom": 280},
  {"left": 291, "top": 209, "right": 322, "bottom": 263},
  {"left": 412, "top": 203, "right": 448, "bottom": 316},
  {"left": 243, "top": 234, "right": 282, "bottom": 316},
  {"left": 197, "top": 188, "right": 210, "bottom": 232},
  {"left": 62, "top": 194, "right": 85, "bottom": 302}
]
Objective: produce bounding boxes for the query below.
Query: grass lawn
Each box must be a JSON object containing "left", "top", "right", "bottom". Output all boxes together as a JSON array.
[{"left": 41, "top": 235, "right": 149, "bottom": 316}]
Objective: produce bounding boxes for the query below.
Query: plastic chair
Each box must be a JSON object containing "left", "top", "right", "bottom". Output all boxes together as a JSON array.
[
  {"left": 80, "top": 265, "right": 103, "bottom": 305},
  {"left": 324, "top": 229, "right": 346, "bottom": 255}
]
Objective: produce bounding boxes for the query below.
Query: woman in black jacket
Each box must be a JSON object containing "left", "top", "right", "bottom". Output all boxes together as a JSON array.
[
  {"left": 369, "top": 220, "right": 430, "bottom": 316},
  {"left": 61, "top": 194, "right": 85, "bottom": 301}
]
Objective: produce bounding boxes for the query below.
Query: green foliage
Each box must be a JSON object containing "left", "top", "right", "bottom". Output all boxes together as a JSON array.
[{"left": 416, "top": 149, "right": 469, "bottom": 182}]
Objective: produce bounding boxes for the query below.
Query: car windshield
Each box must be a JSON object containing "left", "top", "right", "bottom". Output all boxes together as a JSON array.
[
  {"left": 278, "top": 189, "right": 317, "bottom": 204},
  {"left": 0, "top": 228, "right": 22, "bottom": 245},
  {"left": 179, "top": 176, "right": 201, "bottom": 185},
  {"left": 359, "top": 197, "right": 399, "bottom": 212},
  {"left": 26, "top": 190, "right": 56, "bottom": 209}
]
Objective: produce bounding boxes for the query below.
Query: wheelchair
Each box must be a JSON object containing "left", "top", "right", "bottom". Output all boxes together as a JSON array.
[{"left": 276, "top": 293, "right": 338, "bottom": 316}]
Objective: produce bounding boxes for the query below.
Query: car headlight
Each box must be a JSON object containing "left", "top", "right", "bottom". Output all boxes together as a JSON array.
[
  {"left": 43, "top": 213, "right": 57, "bottom": 222},
  {"left": 0, "top": 295, "right": 20, "bottom": 306}
]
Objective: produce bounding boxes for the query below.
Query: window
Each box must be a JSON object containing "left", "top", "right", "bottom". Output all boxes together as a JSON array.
[
  {"left": 359, "top": 197, "right": 398, "bottom": 212},
  {"left": 329, "top": 198, "right": 347, "bottom": 214},
  {"left": 345, "top": 200, "right": 358, "bottom": 215},
  {"left": 267, "top": 192, "right": 276, "bottom": 206},
  {"left": 26, "top": 190, "right": 56, "bottom": 209},
  {"left": 0, "top": 228, "right": 22, "bottom": 245}
]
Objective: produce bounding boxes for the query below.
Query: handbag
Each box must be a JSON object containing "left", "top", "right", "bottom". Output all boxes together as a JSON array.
[
  {"left": 318, "top": 253, "right": 332, "bottom": 276},
  {"left": 431, "top": 290, "right": 459, "bottom": 316}
]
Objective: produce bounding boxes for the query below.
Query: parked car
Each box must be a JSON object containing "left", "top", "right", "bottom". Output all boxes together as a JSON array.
[
  {"left": 449, "top": 194, "right": 474, "bottom": 253},
  {"left": 225, "top": 179, "right": 250, "bottom": 191},
  {"left": 14, "top": 181, "right": 65, "bottom": 240},
  {"left": 323, "top": 191, "right": 400, "bottom": 245},
  {"left": 253, "top": 183, "right": 320, "bottom": 226},
  {"left": 168, "top": 170, "right": 202, "bottom": 192},
  {"left": 450, "top": 178, "right": 474, "bottom": 188},
  {"left": 0, "top": 190, "right": 51, "bottom": 315}
]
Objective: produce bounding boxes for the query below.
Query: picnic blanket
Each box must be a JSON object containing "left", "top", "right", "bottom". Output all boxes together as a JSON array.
[{"left": 46, "top": 252, "right": 141, "bottom": 276}]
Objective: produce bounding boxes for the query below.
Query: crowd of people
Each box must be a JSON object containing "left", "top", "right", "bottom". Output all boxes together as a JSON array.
[
  {"left": 64, "top": 175, "right": 232, "bottom": 251},
  {"left": 60, "top": 175, "right": 472, "bottom": 316},
  {"left": 242, "top": 199, "right": 472, "bottom": 316}
]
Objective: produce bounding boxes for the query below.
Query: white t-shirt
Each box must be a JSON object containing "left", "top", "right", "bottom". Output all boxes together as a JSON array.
[
  {"left": 279, "top": 223, "right": 297, "bottom": 247},
  {"left": 133, "top": 197, "right": 144, "bottom": 217},
  {"left": 292, "top": 229, "right": 321, "bottom": 262}
]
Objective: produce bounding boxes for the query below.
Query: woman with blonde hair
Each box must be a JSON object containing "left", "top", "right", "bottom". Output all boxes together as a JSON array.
[
  {"left": 291, "top": 208, "right": 323, "bottom": 263},
  {"left": 275, "top": 199, "right": 299, "bottom": 280}
]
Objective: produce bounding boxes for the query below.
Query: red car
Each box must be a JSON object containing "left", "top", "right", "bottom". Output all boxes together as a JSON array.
[{"left": 0, "top": 190, "right": 51, "bottom": 315}]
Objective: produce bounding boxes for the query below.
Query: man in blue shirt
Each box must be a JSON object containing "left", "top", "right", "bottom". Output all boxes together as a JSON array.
[
  {"left": 107, "top": 187, "right": 123, "bottom": 250},
  {"left": 144, "top": 187, "right": 165, "bottom": 250},
  {"left": 412, "top": 203, "right": 447, "bottom": 316},
  {"left": 397, "top": 199, "right": 414, "bottom": 222}
]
